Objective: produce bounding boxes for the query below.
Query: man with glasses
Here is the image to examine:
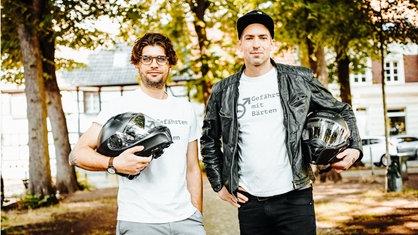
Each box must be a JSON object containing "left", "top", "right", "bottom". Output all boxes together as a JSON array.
[{"left": 70, "top": 33, "right": 205, "bottom": 235}]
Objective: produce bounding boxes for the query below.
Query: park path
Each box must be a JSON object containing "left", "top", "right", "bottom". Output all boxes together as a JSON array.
[{"left": 2, "top": 164, "right": 417, "bottom": 234}]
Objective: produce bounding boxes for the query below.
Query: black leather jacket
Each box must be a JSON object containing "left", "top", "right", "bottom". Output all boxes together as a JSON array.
[{"left": 201, "top": 60, "right": 363, "bottom": 194}]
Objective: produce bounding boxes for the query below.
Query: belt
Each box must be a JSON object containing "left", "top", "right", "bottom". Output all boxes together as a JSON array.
[{"left": 238, "top": 185, "right": 312, "bottom": 202}]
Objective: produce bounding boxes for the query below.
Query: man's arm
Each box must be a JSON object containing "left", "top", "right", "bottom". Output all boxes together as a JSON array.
[
  {"left": 305, "top": 72, "right": 363, "bottom": 167},
  {"left": 186, "top": 140, "right": 203, "bottom": 212},
  {"left": 69, "top": 123, "right": 109, "bottom": 170},
  {"left": 69, "top": 122, "right": 151, "bottom": 175}
]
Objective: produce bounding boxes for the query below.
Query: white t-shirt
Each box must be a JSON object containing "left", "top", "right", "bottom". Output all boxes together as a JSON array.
[
  {"left": 95, "top": 88, "right": 199, "bottom": 223},
  {"left": 237, "top": 67, "right": 294, "bottom": 197}
]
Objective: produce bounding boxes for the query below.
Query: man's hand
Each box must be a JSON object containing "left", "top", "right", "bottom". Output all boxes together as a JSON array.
[
  {"left": 113, "top": 146, "right": 152, "bottom": 175},
  {"left": 218, "top": 186, "right": 248, "bottom": 208},
  {"left": 331, "top": 148, "right": 361, "bottom": 173}
]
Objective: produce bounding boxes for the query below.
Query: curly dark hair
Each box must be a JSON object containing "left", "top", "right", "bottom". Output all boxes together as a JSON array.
[{"left": 130, "top": 33, "right": 178, "bottom": 66}]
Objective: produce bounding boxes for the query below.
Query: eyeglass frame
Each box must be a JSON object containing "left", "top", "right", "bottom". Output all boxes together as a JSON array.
[{"left": 139, "top": 55, "right": 169, "bottom": 65}]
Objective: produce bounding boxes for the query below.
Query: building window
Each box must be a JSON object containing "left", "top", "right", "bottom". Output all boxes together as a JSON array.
[
  {"left": 352, "top": 73, "right": 367, "bottom": 83},
  {"left": 384, "top": 61, "right": 402, "bottom": 84},
  {"left": 350, "top": 59, "right": 372, "bottom": 86},
  {"left": 83, "top": 91, "right": 100, "bottom": 114},
  {"left": 388, "top": 108, "right": 405, "bottom": 136}
]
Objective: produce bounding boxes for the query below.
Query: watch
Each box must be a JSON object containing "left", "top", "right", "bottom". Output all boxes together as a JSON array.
[{"left": 106, "top": 157, "right": 116, "bottom": 174}]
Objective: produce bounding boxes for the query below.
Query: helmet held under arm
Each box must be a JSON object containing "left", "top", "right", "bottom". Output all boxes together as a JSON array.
[
  {"left": 301, "top": 110, "right": 350, "bottom": 166},
  {"left": 96, "top": 112, "right": 173, "bottom": 179}
]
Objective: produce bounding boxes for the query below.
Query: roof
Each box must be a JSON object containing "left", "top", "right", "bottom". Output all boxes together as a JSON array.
[{"left": 59, "top": 45, "right": 138, "bottom": 88}]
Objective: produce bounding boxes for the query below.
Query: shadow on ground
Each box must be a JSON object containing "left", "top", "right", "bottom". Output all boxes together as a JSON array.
[{"left": 1, "top": 171, "right": 418, "bottom": 235}]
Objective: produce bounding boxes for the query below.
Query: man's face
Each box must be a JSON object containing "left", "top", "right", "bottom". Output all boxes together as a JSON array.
[
  {"left": 238, "top": 23, "right": 274, "bottom": 67},
  {"left": 136, "top": 45, "right": 171, "bottom": 89}
]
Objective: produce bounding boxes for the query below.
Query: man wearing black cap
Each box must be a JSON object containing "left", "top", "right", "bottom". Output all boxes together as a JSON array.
[{"left": 201, "top": 10, "right": 363, "bottom": 235}]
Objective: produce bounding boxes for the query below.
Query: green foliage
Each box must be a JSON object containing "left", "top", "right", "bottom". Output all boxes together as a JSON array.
[
  {"left": 113, "top": 0, "right": 249, "bottom": 103},
  {"left": 75, "top": 171, "right": 94, "bottom": 191},
  {"left": 1, "top": 0, "right": 125, "bottom": 85},
  {"left": 2, "top": 0, "right": 416, "bottom": 95},
  {"left": 199, "top": 160, "right": 206, "bottom": 173},
  {"left": 54, "top": 58, "right": 87, "bottom": 72},
  {"left": 1, "top": 215, "right": 9, "bottom": 223},
  {"left": 270, "top": 0, "right": 416, "bottom": 103},
  {"left": 18, "top": 194, "right": 58, "bottom": 210}
]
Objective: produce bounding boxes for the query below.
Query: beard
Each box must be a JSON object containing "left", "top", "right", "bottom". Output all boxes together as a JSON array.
[
  {"left": 141, "top": 77, "right": 166, "bottom": 89},
  {"left": 139, "top": 70, "right": 168, "bottom": 89}
]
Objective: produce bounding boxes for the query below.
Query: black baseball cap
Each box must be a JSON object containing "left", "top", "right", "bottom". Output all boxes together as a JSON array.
[{"left": 237, "top": 10, "right": 274, "bottom": 39}]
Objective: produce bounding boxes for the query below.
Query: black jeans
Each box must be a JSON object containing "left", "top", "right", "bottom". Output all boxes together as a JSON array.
[{"left": 238, "top": 187, "right": 316, "bottom": 235}]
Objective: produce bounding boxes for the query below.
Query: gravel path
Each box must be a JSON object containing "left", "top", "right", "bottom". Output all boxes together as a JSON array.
[{"left": 203, "top": 179, "right": 239, "bottom": 235}]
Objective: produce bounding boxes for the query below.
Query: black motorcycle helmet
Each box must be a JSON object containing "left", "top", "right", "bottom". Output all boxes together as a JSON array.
[
  {"left": 97, "top": 112, "right": 173, "bottom": 179},
  {"left": 97, "top": 112, "right": 173, "bottom": 158},
  {"left": 301, "top": 110, "right": 350, "bottom": 165}
]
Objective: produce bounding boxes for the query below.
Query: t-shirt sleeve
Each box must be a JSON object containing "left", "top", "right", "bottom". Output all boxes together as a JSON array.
[{"left": 188, "top": 103, "right": 200, "bottom": 142}]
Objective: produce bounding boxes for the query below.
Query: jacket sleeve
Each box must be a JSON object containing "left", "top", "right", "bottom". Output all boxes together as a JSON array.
[
  {"left": 200, "top": 87, "right": 225, "bottom": 192},
  {"left": 305, "top": 73, "right": 364, "bottom": 161}
]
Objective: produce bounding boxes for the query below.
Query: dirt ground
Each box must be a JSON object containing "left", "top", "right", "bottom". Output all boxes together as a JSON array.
[{"left": 1, "top": 170, "right": 418, "bottom": 235}]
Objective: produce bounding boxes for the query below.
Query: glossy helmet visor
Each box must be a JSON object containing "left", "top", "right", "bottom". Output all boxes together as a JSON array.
[
  {"left": 301, "top": 110, "right": 350, "bottom": 165},
  {"left": 97, "top": 112, "right": 173, "bottom": 158}
]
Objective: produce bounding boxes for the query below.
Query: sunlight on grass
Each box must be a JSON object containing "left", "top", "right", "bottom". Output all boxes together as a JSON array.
[
  {"left": 316, "top": 187, "right": 418, "bottom": 234},
  {"left": 2, "top": 205, "right": 62, "bottom": 228},
  {"left": 1, "top": 198, "right": 114, "bottom": 229},
  {"left": 316, "top": 202, "right": 359, "bottom": 225}
]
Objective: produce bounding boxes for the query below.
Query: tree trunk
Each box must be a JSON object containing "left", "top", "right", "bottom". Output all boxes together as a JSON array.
[
  {"left": 40, "top": 27, "right": 80, "bottom": 194},
  {"left": 189, "top": 0, "right": 211, "bottom": 105},
  {"left": 307, "top": 39, "right": 328, "bottom": 88},
  {"left": 314, "top": 47, "right": 328, "bottom": 87},
  {"left": 15, "top": 6, "right": 55, "bottom": 199},
  {"left": 45, "top": 84, "right": 80, "bottom": 194},
  {"left": 1, "top": 176, "right": 4, "bottom": 206},
  {"left": 336, "top": 51, "right": 352, "bottom": 106}
]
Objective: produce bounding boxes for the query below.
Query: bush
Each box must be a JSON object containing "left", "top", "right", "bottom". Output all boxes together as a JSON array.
[{"left": 18, "top": 194, "right": 58, "bottom": 209}]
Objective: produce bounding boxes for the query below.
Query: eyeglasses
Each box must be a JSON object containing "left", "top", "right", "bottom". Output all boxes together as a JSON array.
[{"left": 139, "top": 55, "right": 169, "bottom": 65}]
